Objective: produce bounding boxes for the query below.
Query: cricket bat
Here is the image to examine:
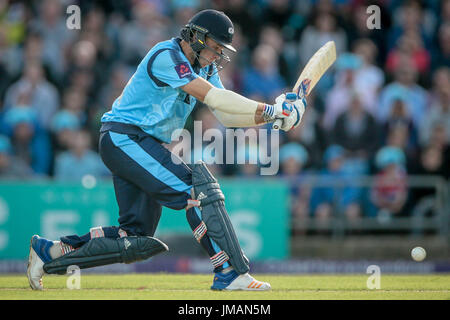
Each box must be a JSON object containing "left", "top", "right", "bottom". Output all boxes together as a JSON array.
[{"left": 273, "top": 41, "right": 337, "bottom": 130}]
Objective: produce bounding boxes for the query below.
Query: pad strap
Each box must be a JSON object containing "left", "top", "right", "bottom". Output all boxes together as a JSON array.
[
  {"left": 60, "top": 243, "right": 75, "bottom": 255},
  {"left": 193, "top": 221, "right": 207, "bottom": 242},
  {"left": 210, "top": 251, "right": 229, "bottom": 268},
  {"left": 90, "top": 226, "right": 105, "bottom": 239}
]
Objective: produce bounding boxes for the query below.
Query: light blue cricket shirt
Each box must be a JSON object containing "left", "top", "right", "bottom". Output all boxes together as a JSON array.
[{"left": 101, "top": 38, "right": 224, "bottom": 143}]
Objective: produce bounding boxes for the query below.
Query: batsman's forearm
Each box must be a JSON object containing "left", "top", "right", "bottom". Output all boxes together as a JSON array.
[
  {"left": 204, "top": 87, "right": 260, "bottom": 115},
  {"left": 211, "top": 104, "right": 268, "bottom": 127}
]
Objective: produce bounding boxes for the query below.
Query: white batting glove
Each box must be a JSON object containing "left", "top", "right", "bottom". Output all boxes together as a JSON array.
[
  {"left": 280, "top": 92, "right": 306, "bottom": 131},
  {"left": 280, "top": 99, "right": 305, "bottom": 131}
]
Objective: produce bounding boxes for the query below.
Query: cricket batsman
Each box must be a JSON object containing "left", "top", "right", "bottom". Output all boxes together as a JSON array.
[{"left": 27, "top": 9, "right": 306, "bottom": 291}]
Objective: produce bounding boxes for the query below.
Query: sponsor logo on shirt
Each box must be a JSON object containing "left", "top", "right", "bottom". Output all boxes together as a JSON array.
[{"left": 175, "top": 62, "right": 192, "bottom": 79}]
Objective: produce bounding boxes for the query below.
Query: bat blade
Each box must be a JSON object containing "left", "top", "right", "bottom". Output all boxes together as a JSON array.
[
  {"left": 273, "top": 41, "right": 336, "bottom": 130},
  {"left": 293, "top": 41, "right": 336, "bottom": 97}
]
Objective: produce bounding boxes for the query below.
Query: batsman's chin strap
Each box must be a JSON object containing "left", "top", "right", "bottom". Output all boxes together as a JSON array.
[{"left": 192, "top": 51, "right": 221, "bottom": 77}]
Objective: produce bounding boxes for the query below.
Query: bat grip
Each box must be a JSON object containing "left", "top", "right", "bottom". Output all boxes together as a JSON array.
[{"left": 272, "top": 119, "right": 283, "bottom": 130}]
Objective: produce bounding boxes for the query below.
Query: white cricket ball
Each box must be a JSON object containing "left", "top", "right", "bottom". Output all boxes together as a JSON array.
[{"left": 411, "top": 247, "right": 426, "bottom": 262}]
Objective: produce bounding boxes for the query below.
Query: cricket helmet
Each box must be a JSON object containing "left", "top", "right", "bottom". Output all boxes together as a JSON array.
[{"left": 181, "top": 9, "right": 236, "bottom": 53}]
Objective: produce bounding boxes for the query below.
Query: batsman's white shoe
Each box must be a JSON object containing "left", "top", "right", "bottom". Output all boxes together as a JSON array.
[
  {"left": 27, "top": 235, "right": 53, "bottom": 290},
  {"left": 211, "top": 270, "right": 271, "bottom": 291},
  {"left": 225, "top": 273, "right": 271, "bottom": 291}
]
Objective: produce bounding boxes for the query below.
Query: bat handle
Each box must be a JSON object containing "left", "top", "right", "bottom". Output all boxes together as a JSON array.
[{"left": 272, "top": 118, "right": 283, "bottom": 130}]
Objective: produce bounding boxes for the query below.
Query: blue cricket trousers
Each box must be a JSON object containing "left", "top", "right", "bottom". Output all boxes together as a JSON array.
[
  {"left": 99, "top": 121, "right": 192, "bottom": 236},
  {"left": 61, "top": 121, "right": 230, "bottom": 272}
]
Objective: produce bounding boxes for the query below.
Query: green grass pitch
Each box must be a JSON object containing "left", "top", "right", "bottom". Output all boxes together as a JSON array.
[{"left": 0, "top": 273, "right": 449, "bottom": 300}]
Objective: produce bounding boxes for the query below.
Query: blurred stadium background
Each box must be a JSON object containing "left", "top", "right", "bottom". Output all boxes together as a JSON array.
[{"left": 0, "top": 0, "right": 449, "bottom": 275}]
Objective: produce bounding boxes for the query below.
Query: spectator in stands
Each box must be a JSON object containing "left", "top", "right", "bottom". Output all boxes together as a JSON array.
[
  {"left": 0, "top": 27, "right": 13, "bottom": 104},
  {"left": 298, "top": 11, "right": 347, "bottom": 68},
  {"left": 1, "top": 106, "right": 52, "bottom": 176},
  {"left": 64, "top": 39, "right": 100, "bottom": 104},
  {"left": 323, "top": 53, "right": 365, "bottom": 131},
  {"left": 261, "top": 0, "right": 298, "bottom": 39},
  {"left": 119, "top": 1, "right": 169, "bottom": 66},
  {"left": 346, "top": 4, "right": 389, "bottom": 65},
  {"left": 332, "top": 92, "right": 379, "bottom": 160},
  {"left": 352, "top": 38, "right": 385, "bottom": 114},
  {"left": 409, "top": 142, "right": 449, "bottom": 218},
  {"left": 95, "top": 63, "right": 131, "bottom": 133},
  {"left": 0, "top": 63, "right": 9, "bottom": 108},
  {"left": 169, "top": 0, "right": 199, "bottom": 37},
  {"left": 78, "top": 7, "right": 116, "bottom": 70},
  {"left": 431, "top": 66, "right": 450, "bottom": 100},
  {"left": 378, "top": 57, "right": 428, "bottom": 128},
  {"left": 385, "top": 30, "right": 431, "bottom": 76},
  {"left": 242, "top": 43, "right": 287, "bottom": 102},
  {"left": 436, "top": 0, "right": 450, "bottom": 27},
  {"left": 370, "top": 146, "right": 408, "bottom": 220},
  {"left": 60, "top": 87, "right": 88, "bottom": 126},
  {"left": 431, "top": 21, "right": 450, "bottom": 71},
  {"left": 259, "top": 25, "right": 291, "bottom": 84},
  {"left": 420, "top": 70, "right": 450, "bottom": 146},
  {"left": 98, "top": 64, "right": 130, "bottom": 108},
  {"left": 70, "top": 39, "right": 97, "bottom": 71},
  {"left": 0, "top": 0, "right": 26, "bottom": 46},
  {"left": 29, "top": 0, "right": 77, "bottom": 82},
  {"left": 425, "top": 122, "right": 450, "bottom": 173},
  {"left": 50, "top": 110, "right": 81, "bottom": 153},
  {"left": 0, "top": 26, "right": 22, "bottom": 81},
  {"left": 385, "top": 123, "right": 416, "bottom": 172},
  {"left": 54, "top": 130, "right": 109, "bottom": 181},
  {"left": 220, "top": 0, "right": 260, "bottom": 48},
  {"left": 0, "top": 134, "right": 34, "bottom": 179},
  {"left": 21, "top": 32, "right": 45, "bottom": 78},
  {"left": 413, "top": 144, "right": 448, "bottom": 180},
  {"left": 283, "top": 96, "right": 327, "bottom": 168},
  {"left": 67, "top": 69, "right": 95, "bottom": 106},
  {"left": 431, "top": 0, "right": 450, "bottom": 68},
  {"left": 310, "top": 145, "right": 363, "bottom": 229},
  {"left": 382, "top": 89, "right": 418, "bottom": 157},
  {"left": 387, "top": 0, "right": 430, "bottom": 52},
  {"left": 280, "top": 142, "right": 309, "bottom": 179},
  {"left": 4, "top": 60, "right": 59, "bottom": 130},
  {"left": 280, "top": 142, "right": 311, "bottom": 235}
]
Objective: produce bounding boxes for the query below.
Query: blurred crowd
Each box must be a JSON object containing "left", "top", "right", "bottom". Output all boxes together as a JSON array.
[{"left": 0, "top": 0, "right": 449, "bottom": 223}]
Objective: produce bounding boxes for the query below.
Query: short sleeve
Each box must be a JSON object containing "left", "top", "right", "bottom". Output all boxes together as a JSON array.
[{"left": 150, "top": 49, "right": 198, "bottom": 88}]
